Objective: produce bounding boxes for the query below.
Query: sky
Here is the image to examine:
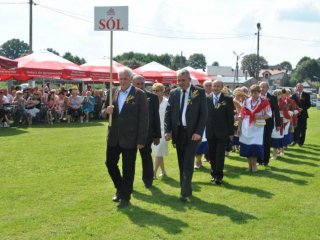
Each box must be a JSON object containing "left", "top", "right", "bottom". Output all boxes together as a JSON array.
[{"left": 1, "top": 0, "right": 320, "bottom": 69}]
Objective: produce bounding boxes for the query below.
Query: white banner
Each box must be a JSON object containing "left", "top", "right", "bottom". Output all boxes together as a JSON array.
[{"left": 94, "top": 6, "right": 128, "bottom": 31}]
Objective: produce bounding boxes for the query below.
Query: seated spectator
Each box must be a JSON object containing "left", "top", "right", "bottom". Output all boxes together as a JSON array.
[
  {"left": 0, "top": 89, "right": 13, "bottom": 127},
  {"left": 46, "top": 92, "right": 56, "bottom": 124},
  {"left": 25, "top": 92, "right": 41, "bottom": 126},
  {"left": 56, "top": 91, "right": 67, "bottom": 122},
  {"left": 67, "top": 87, "right": 84, "bottom": 123},
  {"left": 82, "top": 91, "right": 94, "bottom": 122},
  {"left": 93, "top": 90, "right": 102, "bottom": 119},
  {"left": 13, "top": 90, "right": 27, "bottom": 125}
]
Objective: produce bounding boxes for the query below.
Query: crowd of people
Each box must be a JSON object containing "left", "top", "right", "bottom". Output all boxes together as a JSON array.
[
  {"left": 0, "top": 68, "right": 312, "bottom": 208},
  {"left": 102, "top": 67, "right": 311, "bottom": 208},
  {"left": 0, "top": 86, "right": 106, "bottom": 127}
]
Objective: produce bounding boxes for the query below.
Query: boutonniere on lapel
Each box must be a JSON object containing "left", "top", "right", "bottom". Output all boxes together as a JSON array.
[
  {"left": 188, "top": 90, "right": 199, "bottom": 105},
  {"left": 216, "top": 101, "right": 226, "bottom": 109},
  {"left": 147, "top": 97, "right": 151, "bottom": 102},
  {"left": 125, "top": 95, "right": 135, "bottom": 104}
]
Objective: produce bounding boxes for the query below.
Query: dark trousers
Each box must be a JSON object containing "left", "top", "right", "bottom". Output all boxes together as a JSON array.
[
  {"left": 294, "top": 116, "right": 307, "bottom": 145},
  {"left": 106, "top": 145, "right": 137, "bottom": 201},
  {"left": 208, "top": 137, "right": 228, "bottom": 180},
  {"left": 139, "top": 141, "right": 154, "bottom": 186},
  {"left": 258, "top": 123, "right": 272, "bottom": 165},
  {"left": 176, "top": 127, "right": 198, "bottom": 197}
]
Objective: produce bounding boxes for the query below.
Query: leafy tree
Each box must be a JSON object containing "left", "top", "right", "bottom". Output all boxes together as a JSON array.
[
  {"left": 171, "top": 55, "right": 187, "bottom": 70},
  {"left": 0, "top": 38, "right": 30, "bottom": 59},
  {"left": 279, "top": 61, "right": 292, "bottom": 71},
  {"left": 212, "top": 61, "right": 219, "bottom": 66},
  {"left": 187, "top": 53, "right": 206, "bottom": 71},
  {"left": 62, "top": 52, "right": 86, "bottom": 64},
  {"left": 121, "top": 59, "right": 145, "bottom": 69},
  {"left": 296, "top": 56, "right": 311, "bottom": 67},
  {"left": 241, "top": 54, "right": 268, "bottom": 77},
  {"left": 294, "top": 59, "right": 320, "bottom": 82},
  {"left": 158, "top": 53, "right": 173, "bottom": 68},
  {"left": 47, "top": 48, "right": 60, "bottom": 56}
]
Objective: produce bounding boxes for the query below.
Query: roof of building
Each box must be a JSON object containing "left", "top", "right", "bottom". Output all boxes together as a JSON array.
[{"left": 207, "top": 66, "right": 247, "bottom": 77}]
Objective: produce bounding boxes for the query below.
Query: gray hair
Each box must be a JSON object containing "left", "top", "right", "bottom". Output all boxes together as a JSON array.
[
  {"left": 203, "top": 80, "right": 213, "bottom": 87},
  {"left": 177, "top": 69, "right": 191, "bottom": 79},
  {"left": 118, "top": 67, "right": 133, "bottom": 79},
  {"left": 259, "top": 81, "right": 269, "bottom": 89},
  {"left": 131, "top": 74, "right": 145, "bottom": 83}
]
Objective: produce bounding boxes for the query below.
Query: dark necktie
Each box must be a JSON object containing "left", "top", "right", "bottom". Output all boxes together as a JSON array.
[{"left": 179, "top": 90, "right": 186, "bottom": 126}]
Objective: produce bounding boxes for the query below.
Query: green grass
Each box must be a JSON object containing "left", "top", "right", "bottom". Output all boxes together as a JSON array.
[{"left": 1, "top": 109, "right": 320, "bottom": 240}]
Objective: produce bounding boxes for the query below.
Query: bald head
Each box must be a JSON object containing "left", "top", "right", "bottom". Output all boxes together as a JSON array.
[
  {"left": 259, "top": 82, "right": 269, "bottom": 95},
  {"left": 213, "top": 80, "right": 223, "bottom": 95}
]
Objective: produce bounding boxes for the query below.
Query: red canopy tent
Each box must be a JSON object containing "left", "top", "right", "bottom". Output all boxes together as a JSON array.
[
  {"left": 0, "top": 56, "right": 18, "bottom": 69},
  {"left": 80, "top": 57, "right": 125, "bottom": 83},
  {"left": 133, "top": 61, "right": 176, "bottom": 84},
  {"left": 182, "top": 66, "right": 215, "bottom": 85},
  {"left": 0, "top": 50, "right": 89, "bottom": 81}
]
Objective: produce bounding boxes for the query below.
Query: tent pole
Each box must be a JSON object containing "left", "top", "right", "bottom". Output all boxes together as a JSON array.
[{"left": 109, "top": 31, "right": 113, "bottom": 126}]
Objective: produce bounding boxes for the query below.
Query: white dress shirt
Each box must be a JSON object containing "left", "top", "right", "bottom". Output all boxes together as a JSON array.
[
  {"left": 180, "top": 85, "right": 191, "bottom": 126},
  {"left": 118, "top": 85, "right": 132, "bottom": 113}
]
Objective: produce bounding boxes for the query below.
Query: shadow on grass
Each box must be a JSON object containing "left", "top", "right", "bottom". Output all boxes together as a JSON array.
[
  {"left": 269, "top": 166, "right": 314, "bottom": 177},
  {"left": 133, "top": 186, "right": 257, "bottom": 224},
  {"left": 119, "top": 204, "right": 188, "bottom": 234},
  {"left": 276, "top": 156, "right": 319, "bottom": 167},
  {"left": 286, "top": 146, "right": 318, "bottom": 155},
  {"left": 224, "top": 164, "right": 308, "bottom": 185},
  {"left": 302, "top": 144, "right": 320, "bottom": 151},
  {"left": 193, "top": 181, "right": 274, "bottom": 199},
  {"left": 280, "top": 152, "right": 319, "bottom": 162},
  {"left": 0, "top": 127, "right": 28, "bottom": 137}
]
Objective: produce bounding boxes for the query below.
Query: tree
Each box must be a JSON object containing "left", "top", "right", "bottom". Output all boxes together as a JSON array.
[
  {"left": 296, "top": 56, "right": 311, "bottom": 67},
  {"left": 62, "top": 52, "right": 86, "bottom": 64},
  {"left": 47, "top": 48, "right": 60, "bottom": 56},
  {"left": 279, "top": 61, "right": 292, "bottom": 71},
  {"left": 121, "top": 59, "right": 145, "bottom": 69},
  {"left": 212, "top": 61, "right": 219, "bottom": 66},
  {"left": 241, "top": 54, "right": 268, "bottom": 77},
  {"left": 293, "top": 59, "right": 320, "bottom": 82},
  {"left": 188, "top": 53, "right": 206, "bottom": 71},
  {"left": 171, "top": 55, "right": 187, "bottom": 70},
  {"left": 0, "top": 38, "right": 30, "bottom": 59}
]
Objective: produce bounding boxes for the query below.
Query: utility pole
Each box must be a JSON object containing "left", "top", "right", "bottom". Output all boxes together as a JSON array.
[
  {"left": 29, "top": 0, "right": 33, "bottom": 53},
  {"left": 233, "top": 51, "right": 244, "bottom": 89},
  {"left": 256, "top": 23, "right": 261, "bottom": 81}
]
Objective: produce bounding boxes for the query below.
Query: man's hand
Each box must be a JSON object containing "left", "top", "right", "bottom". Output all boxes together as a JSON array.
[
  {"left": 153, "top": 138, "right": 160, "bottom": 145},
  {"left": 191, "top": 133, "right": 201, "bottom": 141},
  {"left": 137, "top": 144, "right": 144, "bottom": 149},
  {"left": 106, "top": 105, "right": 114, "bottom": 114},
  {"left": 164, "top": 133, "right": 172, "bottom": 141}
]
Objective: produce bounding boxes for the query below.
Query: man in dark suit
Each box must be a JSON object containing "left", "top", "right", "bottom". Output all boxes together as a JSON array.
[
  {"left": 258, "top": 82, "right": 281, "bottom": 166},
  {"left": 291, "top": 83, "right": 311, "bottom": 147},
  {"left": 132, "top": 74, "right": 161, "bottom": 188},
  {"left": 206, "top": 80, "right": 234, "bottom": 185},
  {"left": 104, "top": 67, "right": 149, "bottom": 208},
  {"left": 164, "top": 69, "right": 207, "bottom": 201}
]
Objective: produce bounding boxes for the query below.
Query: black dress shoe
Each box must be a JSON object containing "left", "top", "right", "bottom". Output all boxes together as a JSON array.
[
  {"left": 214, "top": 179, "right": 222, "bottom": 185},
  {"left": 179, "top": 195, "right": 188, "bottom": 202},
  {"left": 144, "top": 183, "right": 152, "bottom": 188},
  {"left": 112, "top": 192, "right": 120, "bottom": 202},
  {"left": 117, "top": 199, "right": 130, "bottom": 208},
  {"left": 290, "top": 142, "right": 296, "bottom": 146}
]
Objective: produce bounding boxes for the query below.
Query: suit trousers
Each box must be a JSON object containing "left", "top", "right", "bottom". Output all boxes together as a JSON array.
[
  {"left": 106, "top": 145, "right": 137, "bottom": 201},
  {"left": 139, "top": 141, "right": 154, "bottom": 186},
  {"left": 176, "top": 126, "right": 198, "bottom": 197},
  {"left": 258, "top": 123, "right": 272, "bottom": 165},
  {"left": 208, "top": 137, "right": 228, "bottom": 180},
  {"left": 294, "top": 116, "right": 307, "bottom": 145}
]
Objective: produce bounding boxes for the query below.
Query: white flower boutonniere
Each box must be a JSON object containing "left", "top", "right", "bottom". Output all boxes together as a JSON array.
[
  {"left": 126, "top": 95, "right": 135, "bottom": 104},
  {"left": 188, "top": 90, "right": 199, "bottom": 105},
  {"left": 217, "top": 100, "right": 226, "bottom": 109}
]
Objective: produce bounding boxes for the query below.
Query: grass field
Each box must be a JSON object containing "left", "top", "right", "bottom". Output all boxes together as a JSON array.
[{"left": 1, "top": 108, "right": 319, "bottom": 240}]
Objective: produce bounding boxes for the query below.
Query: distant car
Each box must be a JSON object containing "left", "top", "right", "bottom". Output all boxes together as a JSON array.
[{"left": 311, "top": 99, "right": 317, "bottom": 107}]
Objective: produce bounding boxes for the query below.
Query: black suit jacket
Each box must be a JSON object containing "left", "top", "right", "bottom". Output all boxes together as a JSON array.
[
  {"left": 145, "top": 91, "right": 161, "bottom": 143},
  {"left": 206, "top": 93, "right": 234, "bottom": 140},
  {"left": 265, "top": 92, "right": 281, "bottom": 129},
  {"left": 106, "top": 86, "right": 149, "bottom": 149},
  {"left": 164, "top": 85, "right": 207, "bottom": 144},
  {"left": 291, "top": 91, "right": 311, "bottom": 119}
]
